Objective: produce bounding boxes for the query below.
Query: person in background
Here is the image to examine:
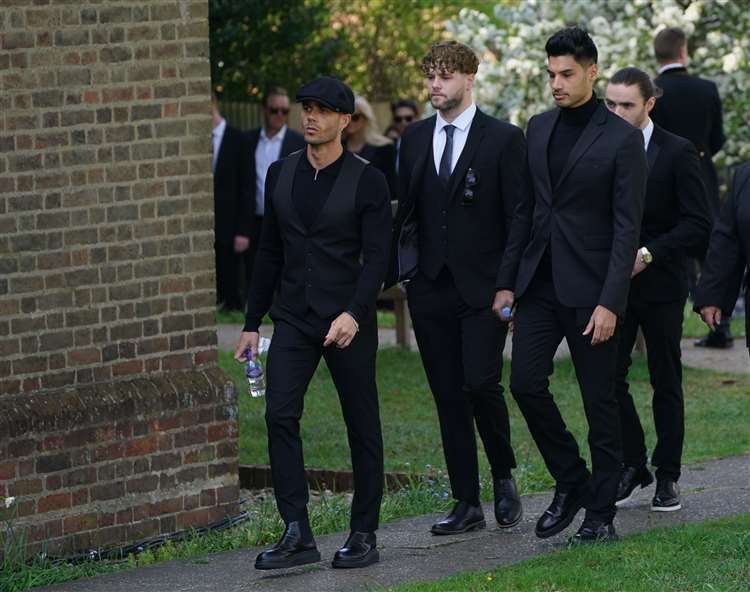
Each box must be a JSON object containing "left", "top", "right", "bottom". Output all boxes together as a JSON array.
[
  {"left": 605, "top": 67, "right": 711, "bottom": 514},
  {"left": 695, "top": 163, "right": 750, "bottom": 358},
  {"left": 344, "top": 95, "right": 398, "bottom": 199},
  {"left": 390, "top": 99, "right": 419, "bottom": 172},
  {"left": 245, "top": 87, "right": 305, "bottom": 298},
  {"left": 650, "top": 26, "right": 732, "bottom": 348},
  {"left": 212, "top": 96, "right": 253, "bottom": 311}
]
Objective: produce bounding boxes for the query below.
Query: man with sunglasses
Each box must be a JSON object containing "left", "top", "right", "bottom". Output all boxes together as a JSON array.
[
  {"left": 386, "top": 41, "right": 527, "bottom": 535},
  {"left": 390, "top": 99, "right": 419, "bottom": 172},
  {"left": 246, "top": 87, "right": 305, "bottom": 296}
]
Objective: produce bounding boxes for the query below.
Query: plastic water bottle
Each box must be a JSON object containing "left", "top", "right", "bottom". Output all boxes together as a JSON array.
[
  {"left": 245, "top": 349, "right": 265, "bottom": 398},
  {"left": 501, "top": 306, "right": 513, "bottom": 321}
]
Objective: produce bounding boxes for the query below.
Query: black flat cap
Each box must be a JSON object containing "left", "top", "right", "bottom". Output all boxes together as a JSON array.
[{"left": 296, "top": 76, "right": 355, "bottom": 114}]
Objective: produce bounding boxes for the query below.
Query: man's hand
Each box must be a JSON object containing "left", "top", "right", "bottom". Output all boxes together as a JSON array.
[
  {"left": 582, "top": 305, "right": 617, "bottom": 346},
  {"left": 234, "top": 331, "right": 259, "bottom": 361},
  {"left": 699, "top": 306, "right": 722, "bottom": 331},
  {"left": 234, "top": 235, "right": 250, "bottom": 254},
  {"left": 493, "top": 290, "right": 515, "bottom": 322},
  {"left": 631, "top": 251, "right": 648, "bottom": 278},
  {"left": 324, "top": 312, "right": 359, "bottom": 349}
]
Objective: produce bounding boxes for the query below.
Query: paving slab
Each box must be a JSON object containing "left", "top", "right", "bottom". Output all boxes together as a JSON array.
[{"left": 38, "top": 454, "right": 750, "bottom": 592}]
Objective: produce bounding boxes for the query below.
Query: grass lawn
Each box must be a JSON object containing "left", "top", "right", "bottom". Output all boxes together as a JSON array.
[
  {"left": 227, "top": 348, "right": 750, "bottom": 498},
  {"left": 387, "top": 514, "right": 750, "bottom": 592}
]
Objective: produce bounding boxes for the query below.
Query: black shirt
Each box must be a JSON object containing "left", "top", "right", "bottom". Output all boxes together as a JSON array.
[
  {"left": 243, "top": 149, "right": 391, "bottom": 332},
  {"left": 548, "top": 93, "right": 599, "bottom": 187}
]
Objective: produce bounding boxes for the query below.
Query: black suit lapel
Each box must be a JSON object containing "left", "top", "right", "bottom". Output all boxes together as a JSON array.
[
  {"left": 280, "top": 130, "right": 294, "bottom": 157},
  {"left": 554, "top": 102, "right": 606, "bottom": 191},
  {"left": 448, "top": 110, "right": 486, "bottom": 201},
  {"left": 537, "top": 110, "right": 559, "bottom": 199},
  {"left": 406, "top": 117, "right": 436, "bottom": 199},
  {"left": 647, "top": 128, "right": 661, "bottom": 172}
]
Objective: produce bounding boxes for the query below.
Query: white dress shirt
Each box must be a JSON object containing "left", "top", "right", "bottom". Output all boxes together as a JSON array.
[
  {"left": 432, "top": 102, "right": 477, "bottom": 175},
  {"left": 658, "top": 62, "right": 684, "bottom": 74},
  {"left": 642, "top": 117, "right": 654, "bottom": 151},
  {"left": 254, "top": 125, "right": 287, "bottom": 216},
  {"left": 212, "top": 118, "right": 226, "bottom": 173}
]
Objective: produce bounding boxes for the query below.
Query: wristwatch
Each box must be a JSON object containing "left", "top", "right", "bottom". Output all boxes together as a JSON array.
[{"left": 639, "top": 246, "right": 653, "bottom": 265}]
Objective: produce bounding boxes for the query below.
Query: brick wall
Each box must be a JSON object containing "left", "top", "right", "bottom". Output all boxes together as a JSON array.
[
  {"left": 0, "top": 0, "right": 217, "bottom": 394},
  {"left": 0, "top": 367, "right": 239, "bottom": 557},
  {"left": 0, "top": 1, "right": 240, "bottom": 557}
]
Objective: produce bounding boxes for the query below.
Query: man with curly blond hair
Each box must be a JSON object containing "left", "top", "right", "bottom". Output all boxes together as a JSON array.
[{"left": 387, "top": 40, "right": 526, "bottom": 535}]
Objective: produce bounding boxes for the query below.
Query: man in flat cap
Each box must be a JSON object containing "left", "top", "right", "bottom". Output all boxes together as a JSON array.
[{"left": 235, "top": 76, "right": 392, "bottom": 570}]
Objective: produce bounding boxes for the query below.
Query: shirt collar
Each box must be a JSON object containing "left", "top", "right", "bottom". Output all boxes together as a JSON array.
[
  {"left": 658, "top": 62, "right": 685, "bottom": 74},
  {"left": 213, "top": 118, "right": 226, "bottom": 137},
  {"left": 261, "top": 124, "right": 287, "bottom": 142},
  {"left": 642, "top": 118, "right": 654, "bottom": 149},
  {"left": 435, "top": 102, "right": 476, "bottom": 134}
]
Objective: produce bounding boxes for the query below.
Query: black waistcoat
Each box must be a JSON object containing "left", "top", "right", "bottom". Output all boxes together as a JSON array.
[
  {"left": 271, "top": 150, "right": 367, "bottom": 319},
  {"left": 417, "top": 148, "right": 451, "bottom": 279}
]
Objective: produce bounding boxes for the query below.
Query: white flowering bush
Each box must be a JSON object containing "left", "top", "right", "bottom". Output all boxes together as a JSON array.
[{"left": 448, "top": 0, "right": 749, "bottom": 171}]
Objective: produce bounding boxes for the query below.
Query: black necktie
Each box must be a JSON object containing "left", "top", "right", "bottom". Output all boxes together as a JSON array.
[{"left": 439, "top": 124, "right": 455, "bottom": 184}]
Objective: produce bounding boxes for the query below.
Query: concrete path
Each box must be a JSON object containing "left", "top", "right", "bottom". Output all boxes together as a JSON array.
[
  {"left": 39, "top": 454, "right": 750, "bottom": 592},
  {"left": 217, "top": 324, "right": 748, "bottom": 373}
]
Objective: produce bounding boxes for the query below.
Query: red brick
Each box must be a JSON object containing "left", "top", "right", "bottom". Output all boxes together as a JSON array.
[
  {"left": 183, "top": 493, "right": 200, "bottom": 510},
  {"left": 174, "top": 426, "right": 206, "bottom": 448},
  {"left": 208, "top": 462, "right": 236, "bottom": 479},
  {"left": 132, "top": 503, "right": 150, "bottom": 522},
  {"left": 98, "top": 512, "right": 115, "bottom": 527},
  {"left": 0, "top": 461, "right": 17, "bottom": 480},
  {"left": 184, "top": 445, "right": 215, "bottom": 464},
  {"left": 91, "top": 481, "right": 125, "bottom": 501},
  {"left": 116, "top": 508, "right": 133, "bottom": 524},
  {"left": 195, "top": 349, "right": 217, "bottom": 365},
  {"left": 113, "top": 359, "right": 143, "bottom": 376},
  {"left": 125, "top": 435, "right": 157, "bottom": 457},
  {"left": 72, "top": 488, "right": 89, "bottom": 506},
  {"left": 216, "top": 441, "right": 238, "bottom": 459},
  {"left": 63, "top": 512, "right": 98, "bottom": 535},
  {"left": 217, "top": 485, "right": 239, "bottom": 504},
  {"left": 126, "top": 474, "right": 159, "bottom": 494},
  {"left": 177, "top": 466, "right": 206, "bottom": 484},
  {"left": 46, "top": 475, "right": 62, "bottom": 490},
  {"left": 207, "top": 422, "right": 229, "bottom": 442},
  {"left": 157, "top": 434, "right": 173, "bottom": 451},
  {"left": 176, "top": 508, "right": 210, "bottom": 529},
  {"left": 8, "top": 439, "right": 37, "bottom": 458},
  {"left": 38, "top": 493, "right": 72, "bottom": 513},
  {"left": 200, "top": 488, "right": 216, "bottom": 507},
  {"left": 149, "top": 497, "right": 182, "bottom": 517},
  {"left": 43, "top": 435, "right": 66, "bottom": 451},
  {"left": 45, "top": 519, "right": 63, "bottom": 539},
  {"left": 93, "top": 442, "right": 125, "bottom": 462},
  {"left": 9, "top": 478, "right": 43, "bottom": 496}
]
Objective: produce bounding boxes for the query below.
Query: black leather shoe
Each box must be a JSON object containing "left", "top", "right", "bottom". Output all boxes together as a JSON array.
[
  {"left": 694, "top": 332, "right": 734, "bottom": 349},
  {"left": 331, "top": 531, "right": 379, "bottom": 569},
  {"left": 651, "top": 478, "right": 681, "bottom": 512},
  {"left": 535, "top": 482, "right": 587, "bottom": 539},
  {"left": 255, "top": 522, "right": 321, "bottom": 570},
  {"left": 493, "top": 477, "right": 523, "bottom": 528},
  {"left": 568, "top": 518, "right": 618, "bottom": 545},
  {"left": 431, "top": 501, "right": 486, "bottom": 535},
  {"left": 615, "top": 465, "right": 654, "bottom": 507}
]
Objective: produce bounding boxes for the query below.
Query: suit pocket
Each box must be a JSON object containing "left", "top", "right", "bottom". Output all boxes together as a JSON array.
[{"left": 583, "top": 233, "right": 613, "bottom": 250}]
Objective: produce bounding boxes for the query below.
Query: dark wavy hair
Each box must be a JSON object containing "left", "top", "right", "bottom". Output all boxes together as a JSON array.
[
  {"left": 421, "top": 41, "right": 479, "bottom": 75},
  {"left": 545, "top": 27, "right": 598, "bottom": 65}
]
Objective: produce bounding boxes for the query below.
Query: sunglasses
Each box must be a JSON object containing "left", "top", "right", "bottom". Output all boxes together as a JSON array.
[
  {"left": 394, "top": 115, "right": 414, "bottom": 123},
  {"left": 351, "top": 113, "right": 365, "bottom": 121},
  {"left": 461, "top": 168, "right": 479, "bottom": 206},
  {"left": 267, "top": 107, "right": 289, "bottom": 115}
]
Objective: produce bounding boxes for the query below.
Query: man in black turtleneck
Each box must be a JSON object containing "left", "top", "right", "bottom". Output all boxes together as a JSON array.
[{"left": 496, "top": 27, "right": 647, "bottom": 544}]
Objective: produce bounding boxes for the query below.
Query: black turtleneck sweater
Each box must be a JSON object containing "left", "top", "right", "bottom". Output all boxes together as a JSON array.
[{"left": 548, "top": 92, "right": 599, "bottom": 187}]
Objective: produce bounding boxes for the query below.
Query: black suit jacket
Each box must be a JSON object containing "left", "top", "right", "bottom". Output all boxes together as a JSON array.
[
  {"left": 497, "top": 101, "right": 647, "bottom": 317},
  {"left": 213, "top": 124, "right": 253, "bottom": 244},
  {"left": 386, "top": 109, "right": 528, "bottom": 309},
  {"left": 246, "top": 126, "right": 306, "bottom": 235},
  {"left": 651, "top": 67, "right": 725, "bottom": 214},
  {"left": 630, "top": 124, "right": 712, "bottom": 303},
  {"left": 695, "top": 163, "right": 750, "bottom": 346}
]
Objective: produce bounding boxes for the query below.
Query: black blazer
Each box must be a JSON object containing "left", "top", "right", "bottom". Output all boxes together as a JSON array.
[
  {"left": 651, "top": 67, "right": 725, "bottom": 214},
  {"left": 497, "top": 101, "right": 647, "bottom": 317},
  {"left": 357, "top": 142, "right": 398, "bottom": 200},
  {"left": 630, "top": 124, "right": 712, "bottom": 303},
  {"left": 213, "top": 124, "right": 253, "bottom": 244},
  {"left": 247, "top": 126, "right": 305, "bottom": 234},
  {"left": 695, "top": 163, "right": 750, "bottom": 346},
  {"left": 385, "top": 109, "right": 528, "bottom": 308}
]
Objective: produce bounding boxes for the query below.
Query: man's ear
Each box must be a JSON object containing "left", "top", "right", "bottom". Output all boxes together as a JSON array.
[
  {"left": 645, "top": 96, "right": 656, "bottom": 114},
  {"left": 340, "top": 113, "right": 352, "bottom": 133},
  {"left": 588, "top": 62, "right": 599, "bottom": 82}
]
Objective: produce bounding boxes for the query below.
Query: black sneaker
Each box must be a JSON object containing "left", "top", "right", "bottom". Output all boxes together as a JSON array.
[
  {"left": 651, "top": 478, "right": 681, "bottom": 512},
  {"left": 615, "top": 466, "right": 653, "bottom": 507}
]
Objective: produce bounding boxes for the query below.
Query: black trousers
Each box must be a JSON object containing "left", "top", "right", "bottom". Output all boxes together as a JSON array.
[
  {"left": 614, "top": 296, "right": 684, "bottom": 481},
  {"left": 242, "top": 215, "right": 265, "bottom": 304},
  {"left": 215, "top": 241, "right": 242, "bottom": 310},
  {"left": 510, "top": 273, "right": 622, "bottom": 522},
  {"left": 264, "top": 315, "right": 384, "bottom": 532},
  {"left": 407, "top": 268, "right": 516, "bottom": 506}
]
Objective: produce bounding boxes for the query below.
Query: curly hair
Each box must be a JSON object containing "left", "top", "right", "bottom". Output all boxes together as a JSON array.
[{"left": 420, "top": 41, "right": 479, "bottom": 75}]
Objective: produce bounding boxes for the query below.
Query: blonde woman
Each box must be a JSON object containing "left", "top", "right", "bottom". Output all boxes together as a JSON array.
[{"left": 345, "top": 95, "right": 398, "bottom": 198}]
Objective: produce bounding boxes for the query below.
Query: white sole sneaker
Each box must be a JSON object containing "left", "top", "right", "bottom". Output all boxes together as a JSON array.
[{"left": 651, "top": 503, "right": 682, "bottom": 512}]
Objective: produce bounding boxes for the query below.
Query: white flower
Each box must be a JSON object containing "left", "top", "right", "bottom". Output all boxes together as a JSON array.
[
  {"left": 722, "top": 53, "right": 739, "bottom": 73},
  {"left": 3, "top": 496, "right": 15, "bottom": 508}
]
